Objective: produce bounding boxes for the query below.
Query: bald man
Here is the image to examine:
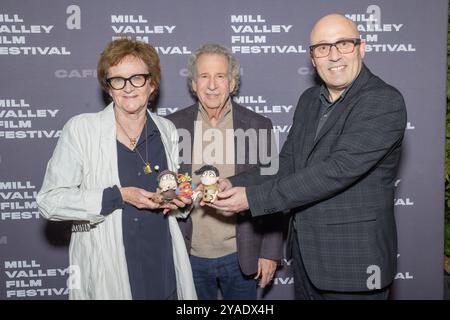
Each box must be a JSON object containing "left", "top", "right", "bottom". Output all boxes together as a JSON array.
[{"left": 209, "top": 14, "right": 407, "bottom": 299}]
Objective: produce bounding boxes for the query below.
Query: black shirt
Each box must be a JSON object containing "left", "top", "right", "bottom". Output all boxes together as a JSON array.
[{"left": 315, "top": 82, "right": 354, "bottom": 141}]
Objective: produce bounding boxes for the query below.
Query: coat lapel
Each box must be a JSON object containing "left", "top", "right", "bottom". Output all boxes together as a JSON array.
[
  {"left": 178, "top": 104, "right": 198, "bottom": 175},
  {"left": 311, "top": 98, "right": 344, "bottom": 149},
  {"left": 99, "top": 102, "right": 121, "bottom": 187},
  {"left": 302, "top": 98, "right": 322, "bottom": 164},
  {"left": 232, "top": 102, "right": 250, "bottom": 174},
  {"left": 307, "top": 64, "right": 372, "bottom": 160}
]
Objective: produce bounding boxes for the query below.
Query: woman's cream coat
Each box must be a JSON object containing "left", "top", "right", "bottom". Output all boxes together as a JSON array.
[{"left": 36, "top": 103, "right": 197, "bottom": 299}]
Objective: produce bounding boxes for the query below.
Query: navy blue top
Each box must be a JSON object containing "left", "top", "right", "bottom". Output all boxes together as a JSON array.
[{"left": 101, "top": 116, "right": 176, "bottom": 300}]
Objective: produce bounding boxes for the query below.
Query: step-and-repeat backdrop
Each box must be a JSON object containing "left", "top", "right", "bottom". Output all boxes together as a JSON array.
[{"left": 0, "top": 0, "right": 447, "bottom": 299}]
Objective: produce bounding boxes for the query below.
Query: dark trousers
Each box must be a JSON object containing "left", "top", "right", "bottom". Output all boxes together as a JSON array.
[{"left": 292, "top": 230, "right": 390, "bottom": 300}]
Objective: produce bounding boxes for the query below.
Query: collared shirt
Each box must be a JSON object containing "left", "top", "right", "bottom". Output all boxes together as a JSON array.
[
  {"left": 197, "top": 98, "right": 233, "bottom": 127},
  {"left": 315, "top": 82, "right": 354, "bottom": 140},
  {"left": 101, "top": 115, "right": 176, "bottom": 300}
]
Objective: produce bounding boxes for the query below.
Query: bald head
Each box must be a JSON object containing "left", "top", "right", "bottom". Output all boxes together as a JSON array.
[
  {"left": 310, "top": 14, "right": 360, "bottom": 45},
  {"left": 308, "top": 14, "right": 365, "bottom": 102}
]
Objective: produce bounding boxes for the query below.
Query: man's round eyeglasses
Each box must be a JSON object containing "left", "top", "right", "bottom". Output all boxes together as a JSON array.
[
  {"left": 106, "top": 73, "right": 151, "bottom": 90},
  {"left": 309, "top": 38, "right": 361, "bottom": 58}
]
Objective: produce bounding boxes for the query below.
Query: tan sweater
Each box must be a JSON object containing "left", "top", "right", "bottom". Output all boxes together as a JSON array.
[{"left": 190, "top": 101, "right": 237, "bottom": 258}]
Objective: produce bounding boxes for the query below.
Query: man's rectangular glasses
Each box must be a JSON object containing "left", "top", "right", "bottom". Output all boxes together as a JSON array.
[{"left": 309, "top": 38, "right": 361, "bottom": 58}]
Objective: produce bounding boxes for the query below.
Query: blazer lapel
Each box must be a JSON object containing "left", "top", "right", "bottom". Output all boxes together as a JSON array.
[
  {"left": 232, "top": 103, "right": 250, "bottom": 174},
  {"left": 311, "top": 99, "right": 345, "bottom": 149},
  {"left": 307, "top": 64, "right": 372, "bottom": 158},
  {"left": 99, "top": 102, "right": 121, "bottom": 187},
  {"left": 302, "top": 98, "right": 322, "bottom": 164},
  {"left": 232, "top": 102, "right": 249, "bottom": 131},
  {"left": 179, "top": 104, "right": 198, "bottom": 175}
]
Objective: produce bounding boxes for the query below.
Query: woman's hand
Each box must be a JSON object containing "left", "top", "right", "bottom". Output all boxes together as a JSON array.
[
  {"left": 120, "top": 187, "right": 193, "bottom": 214},
  {"left": 119, "top": 187, "right": 162, "bottom": 210}
]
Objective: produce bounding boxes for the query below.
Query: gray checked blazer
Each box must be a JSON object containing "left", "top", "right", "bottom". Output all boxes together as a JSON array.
[
  {"left": 230, "top": 65, "right": 407, "bottom": 292},
  {"left": 167, "top": 101, "right": 283, "bottom": 276}
]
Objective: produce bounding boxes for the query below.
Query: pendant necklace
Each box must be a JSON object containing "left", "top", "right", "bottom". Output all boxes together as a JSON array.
[{"left": 116, "top": 114, "right": 152, "bottom": 174}]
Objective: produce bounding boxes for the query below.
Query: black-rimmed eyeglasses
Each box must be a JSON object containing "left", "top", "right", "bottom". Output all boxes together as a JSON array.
[
  {"left": 309, "top": 38, "right": 361, "bottom": 58},
  {"left": 106, "top": 73, "right": 151, "bottom": 90}
]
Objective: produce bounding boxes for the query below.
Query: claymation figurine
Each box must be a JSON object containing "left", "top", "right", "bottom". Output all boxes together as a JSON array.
[
  {"left": 194, "top": 165, "right": 220, "bottom": 203},
  {"left": 152, "top": 170, "right": 178, "bottom": 203},
  {"left": 177, "top": 172, "right": 194, "bottom": 199}
]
